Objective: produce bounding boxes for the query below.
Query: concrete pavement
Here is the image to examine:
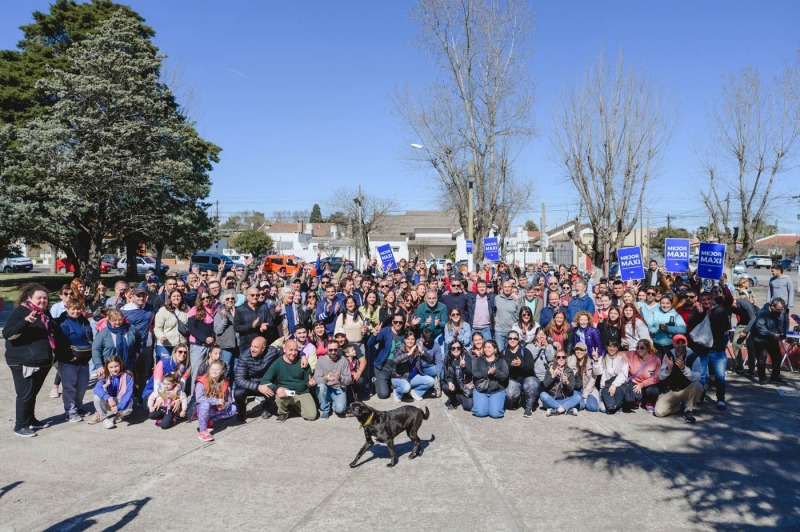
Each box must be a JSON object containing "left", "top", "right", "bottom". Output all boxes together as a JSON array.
[{"left": 0, "top": 360, "right": 799, "bottom": 531}]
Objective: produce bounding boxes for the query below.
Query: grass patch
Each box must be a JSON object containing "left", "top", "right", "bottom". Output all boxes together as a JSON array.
[{"left": 0, "top": 273, "right": 129, "bottom": 305}]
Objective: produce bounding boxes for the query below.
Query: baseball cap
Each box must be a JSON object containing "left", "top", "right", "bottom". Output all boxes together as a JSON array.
[
  {"left": 672, "top": 334, "right": 687, "bottom": 344},
  {"left": 132, "top": 287, "right": 146, "bottom": 296},
  {"left": 574, "top": 341, "right": 587, "bottom": 350},
  {"left": 334, "top": 328, "right": 347, "bottom": 336}
]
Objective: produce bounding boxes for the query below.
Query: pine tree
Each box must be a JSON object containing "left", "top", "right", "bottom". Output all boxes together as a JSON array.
[{"left": 309, "top": 203, "right": 324, "bottom": 223}]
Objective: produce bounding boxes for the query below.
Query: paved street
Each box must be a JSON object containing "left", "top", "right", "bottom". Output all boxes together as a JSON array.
[{"left": 1, "top": 355, "right": 799, "bottom": 531}]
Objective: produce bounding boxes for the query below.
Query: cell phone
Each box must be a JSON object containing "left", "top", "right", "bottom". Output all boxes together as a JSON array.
[{"left": 284, "top": 390, "right": 296, "bottom": 397}]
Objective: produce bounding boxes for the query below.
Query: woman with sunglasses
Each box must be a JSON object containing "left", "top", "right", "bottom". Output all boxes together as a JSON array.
[
  {"left": 559, "top": 282, "right": 572, "bottom": 307},
  {"left": 568, "top": 343, "right": 600, "bottom": 412},
  {"left": 621, "top": 339, "right": 661, "bottom": 413},
  {"left": 213, "top": 289, "right": 239, "bottom": 381},
  {"left": 540, "top": 349, "right": 580, "bottom": 416},
  {"left": 187, "top": 292, "right": 217, "bottom": 390},
  {"left": 444, "top": 307, "right": 473, "bottom": 351},
  {"left": 471, "top": 340, "right": 509, "bottom": 419},
  {"left": 502, "top": 331, "right": 538, "bottom": 417},
  {"left": 442, "top": 340, "right": 473, "bottom": 410},
  {"left": 510, "top": 307, "right": 535, "bottom": 347},
  {"left": 47, "top": 285, "right": 74, "bottom": 398},
  {"left": 621, "top": 303, "right": 651, "bottom": 352},
  {"left": 140, "top": 343, "right": 191, "bottom": 408}
]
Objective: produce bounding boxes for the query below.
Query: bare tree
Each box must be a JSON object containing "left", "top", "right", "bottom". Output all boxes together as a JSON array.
[
  {"left": 328, "top": 187, "right": 398, "bottom": 260},
  {"left": 700, "top": 65, "right": 799, "bottom": 267},
  {"left": 552, "top": 52, "right": 673, "bottom": 276},
  {"left": 395, "top": 0, "right": 536, "bottom": 266}
]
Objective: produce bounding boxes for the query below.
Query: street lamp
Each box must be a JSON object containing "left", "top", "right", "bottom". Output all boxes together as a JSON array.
[{"left": 412, "top": 143, "right": 475, "bottom": 271}]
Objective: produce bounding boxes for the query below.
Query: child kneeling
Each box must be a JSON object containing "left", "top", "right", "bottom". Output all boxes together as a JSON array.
[
  {"left": 195, "top": 360, "right": 236, "bottom": 442},
  {"left": 91, "top": 356, "right": 134, "bottom": 429},
  {"left": 147, "top": 372, "right": 188, "bottom": 429}
]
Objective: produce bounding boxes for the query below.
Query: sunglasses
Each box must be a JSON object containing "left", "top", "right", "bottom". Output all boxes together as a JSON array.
[
  {"left": 328, "top": 349, "right": 339, "bottom": 354},
  {"left": 379, "top": 285, "right": 388, "bottom": 288},
  {"left": 646, "top": 292, "right": 656, "bottom": 296},
  {"left": 224, "top": 297, "right": 235, "bottom": 302},
  {"left": 555, "top": 355, "right": 567, "bottom": 360},
  {"left": 63, "top": 292, "right": 73, "bottom": 296},
  {"left": 450, "top": 312, "right": 460, "bottom": 317},
  {"left": 450, "top": 346, "right": 462, "bottom": 351},
  {"left": 637, "top": 345, "right": 648, "bottom": 350},
  {"left": 200, "top": 296, "right": 211, "bottom": 300},
  {"left": 176, "top": 350, "right": 188, "bottom": 354},
  {"left": 508, "top": 337, "right": 519, "bottom": 341},
  {"left": 392, "top": 320, "right": 404, "bottom": 325}
]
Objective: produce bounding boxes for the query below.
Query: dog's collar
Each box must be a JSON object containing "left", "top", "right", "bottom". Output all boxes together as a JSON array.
[{"left": 359, "top": 412, "right": 375, "bottom": 429}]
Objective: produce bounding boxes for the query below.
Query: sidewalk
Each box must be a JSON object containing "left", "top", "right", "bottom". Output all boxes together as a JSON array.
[{"left": 0, "top": 357, "right": 798, "bottom": 531}]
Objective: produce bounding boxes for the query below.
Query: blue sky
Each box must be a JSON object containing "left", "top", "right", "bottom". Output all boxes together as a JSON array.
[{"left": 1, "top": 0, "right": 799, "bottom": 233}]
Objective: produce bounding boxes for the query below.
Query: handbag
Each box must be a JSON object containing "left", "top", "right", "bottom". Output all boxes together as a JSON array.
[
  {"left": 176, "top": 318, "right": 190, "bottom": 338},
  {"left": 689, "top": 314, "right": 713, "bottom": 348}
]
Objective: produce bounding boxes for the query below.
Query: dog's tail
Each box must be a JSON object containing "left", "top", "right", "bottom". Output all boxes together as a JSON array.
[{"left": 422, "top": 406, "right": 430, "bottom": 420}]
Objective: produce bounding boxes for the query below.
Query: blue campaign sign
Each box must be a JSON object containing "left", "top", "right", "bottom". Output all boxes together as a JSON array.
[
  {"left": 664, "top": 238, "right": 690, "bottom": 272},
  {"left": 697, "top": 242, "right": 726, "bottom": 279},
  {"left": 377, "top": 244, "right": 397, "bottom": 271},
  {"left": 483, "top": 237, "right": 500, "bottom": 261},
  {"left": 466, "top": 239, "right": 473, "bottom": 253},
  {"left": 616, "top": 247, "right": 645, "bottom": 281}
]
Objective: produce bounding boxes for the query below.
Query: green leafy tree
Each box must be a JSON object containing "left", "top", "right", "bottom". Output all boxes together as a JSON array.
[
  {"left": 649, "top": 227, "right": 692, "bottom": 252},
  {"left": 2, "top": 12, "right": 217, "bottom": 282},
  {"left": 220, "top": 210, "right": 266, "bottom": 232},
  {"left": 309, "top": 203, "right": 324, "bottom": 223},
  {"left": 523, "top": 220, "right": 539, "bottom": 232},
  {"left": 0, "top": 0, "right": 152, "bottom": 125},
  {"left": 231, "top": 230, "right": 274, "bottom": 257}
]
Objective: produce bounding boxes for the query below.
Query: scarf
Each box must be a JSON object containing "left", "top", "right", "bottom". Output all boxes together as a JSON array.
[
  {"left": 24, "top": 301, "right": 55, "bottom": 349},
  {"left": 285, "top": 304, "right": 296, "bottom": 337},
  {"left": 107, "top": 323, "right": 130, "bottom": 365}
]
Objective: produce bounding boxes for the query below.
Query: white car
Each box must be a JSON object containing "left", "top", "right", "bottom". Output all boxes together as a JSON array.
[
  {"left": 227, "top": 254, "right": 251, "bottom": 266},
  {"left": 744, "top": 255, "right": 773, "bottom": 268},
  {"left": 0, "top": 254, "right": 34, "bottom": 273}
]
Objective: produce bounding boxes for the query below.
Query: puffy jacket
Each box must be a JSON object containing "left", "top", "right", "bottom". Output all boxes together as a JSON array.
[
  {"left": 647, "top": 308, "right": 687, "bottom": 347},
  {"left": 234, "top": 346, "right": 282, "bottom": 392},
  {"left": 573, "top": 325, "right": 605, "bottom": 357},
  {"left": 3, "top": 305, "right": 54, "bottom": 367}
]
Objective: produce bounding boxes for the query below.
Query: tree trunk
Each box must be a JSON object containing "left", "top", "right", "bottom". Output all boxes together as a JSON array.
[
  {"left": 76, "top": 236, "right": 103, "bottom": 284},
  {"left": 154, "top": 242, "right": 164, "bottom": 278},
  {"left": 124, "top": 235, "right": 139, "bottom": 280}
]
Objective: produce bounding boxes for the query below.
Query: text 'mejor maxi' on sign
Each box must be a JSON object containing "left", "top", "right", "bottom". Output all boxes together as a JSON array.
[
  {"left": 377, "top": 244, "right": 396, "bottom": 271},
  {"left": 664, "top": 238, "right": 690, "bottom": 272},
  {"left": 483, "top": 237, "right": 500, "bottom": 261},
  {"left": 697, "top": 242, "right": 726, "bottom": 280},
  {"left": 616, "top": 246, "right": 645, "bottom": 281}
]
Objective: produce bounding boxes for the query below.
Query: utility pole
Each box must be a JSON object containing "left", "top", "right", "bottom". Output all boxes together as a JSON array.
[
  {"left": 540, "top": 202, "right": 547, "bottom": 263},
  {"left": 646, "top": 209, "right": 650, "bottom": 256},
  {"left": 666, "top": 214, "right": 672, "bottom": 230},
  {"left": 354, "top": 185, "right": 364, "bottom": 269},
  {"left": 215, "top": 200, "right": 219, "bottom": 232}
]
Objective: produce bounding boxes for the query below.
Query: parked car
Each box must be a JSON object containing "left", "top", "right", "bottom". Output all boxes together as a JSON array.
[
  {"left": 263, "top": 254, "right": 314, "bottom": 276},
  {"left": 227, "top": 254, "right": 252, "bottom": 266},
  {"left": 744, "top": 255, "right": 773, "bottom": 269},
  {"left": 102, "top": 254, "right": 121, "bottom": 268},
  {"left": 189, "top": 252, "right": 235, "bottom": 274},
  {"left": 117, "top": 256, "right": 170, "bottom": 276},
  {"left": 56, "top": 257, "right": 112, "bottom": 274},
  {"left": 0, "top": 254, "right": 33, "bottom": 273},
  {"left": 779, "top": 258, "right": 797, "bottom": 272}
]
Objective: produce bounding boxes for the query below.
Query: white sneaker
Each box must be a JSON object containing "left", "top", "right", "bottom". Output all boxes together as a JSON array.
[
  {"left": 103, "top": 417, "right": 116, "bottom": 429},
  {"left": 410, "top": 391, "right": 424, "bottom": 401}
]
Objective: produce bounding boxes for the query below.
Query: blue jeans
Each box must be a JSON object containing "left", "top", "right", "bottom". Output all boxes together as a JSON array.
[
  {"left": 155, "top": 344, "right": 173, "bottom": 362},
  {"left": 707, "top": 351, "right": 727, "bottom": 401},
  {"left": 473, "top": 327, "right": 492, "bottom": 342},
  {"left": 317, "top": 382, "right": 348, "bottom": 415},
  {"left": 504, "top": 376, "right": 541, "bottom": 411},
  {"left": 540, "top": 390, "right": 582, "bottom": 411},
  {"left": 580, "top": 394, "right": 600, "bottom": 412},
  {"left": 219, "top": 347, "right": 238, "bottom": 384},
  {"left": 59, "top": 363, "right": 90, "bottom": 416},
  {"left": 472, "top": 389, "right": 505, "bottom": 418},
  {"left": 391, "top": 375, "right": 435, "bottom": 400},
  {"left": 495, "top": 330, "right": 510, "bottom": 353},
  {"left": 421, "top": 365, "right": 442, "bottom": 380}
]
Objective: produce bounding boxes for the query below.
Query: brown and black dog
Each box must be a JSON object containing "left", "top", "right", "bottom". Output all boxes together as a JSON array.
[{"left": 347, "top": 401, "right": 429, "bottom": 468}]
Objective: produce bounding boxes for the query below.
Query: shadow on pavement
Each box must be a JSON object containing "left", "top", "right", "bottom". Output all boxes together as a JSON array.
[
  {"left": 561, "top": 380, "right": 800, "bottom": 529},
  {"left": 350, "top": 434, "right": 436, "bottom": 467},
  {"left": 0, "top": 481, "right": 23, "bottom": 500},
  {"left": 42, "top": 497, "right": 151, "bottom": 532}
]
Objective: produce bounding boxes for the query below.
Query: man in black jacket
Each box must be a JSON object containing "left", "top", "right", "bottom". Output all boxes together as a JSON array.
[
  {"left": 233, "top": 336, "right": 281, "bottom": 421},
  {"left": 749, "top": 297, "right": 790, "bottom": 385},
  {"left": 501, "top": 331, "right": 538, "bottom": 418},
  {"left": 234, "top": 287, "right": 278, "bottom": 359},
  {"left": 687, "top": 289, "right": 732, "bottom": 410},
  {"left": 642, "top": 261, "right": 663, "bottom": 291}
]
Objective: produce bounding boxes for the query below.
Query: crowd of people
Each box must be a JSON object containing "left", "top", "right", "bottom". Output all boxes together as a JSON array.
[{"left": 3, "top": 252, "right": 796, "bottom": 440}]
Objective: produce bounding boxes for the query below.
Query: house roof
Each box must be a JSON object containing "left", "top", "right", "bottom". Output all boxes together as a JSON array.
[{"left": 754, "top": 234, "right": 800, "bottom": 247}]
